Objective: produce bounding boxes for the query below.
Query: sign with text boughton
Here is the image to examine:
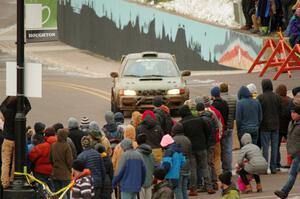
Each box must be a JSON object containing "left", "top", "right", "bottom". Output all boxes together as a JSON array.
[{"left": 25, "top": 0, "right": 58, "bottom": 42}]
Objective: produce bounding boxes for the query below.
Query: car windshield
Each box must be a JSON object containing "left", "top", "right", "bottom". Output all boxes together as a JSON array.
[{"left": 122, "top": 58, "right": 179, "bottom": 77}]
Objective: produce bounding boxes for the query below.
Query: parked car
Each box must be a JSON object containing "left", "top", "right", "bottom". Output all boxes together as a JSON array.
[{"left": 110, "top": 52, "right": 190, "bottom": 114}]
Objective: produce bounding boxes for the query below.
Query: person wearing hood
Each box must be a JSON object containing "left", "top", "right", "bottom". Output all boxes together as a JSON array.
[
  {"left": 68, "top": 117, "right": 87, "bottom": 155},
  {"left": 112, "top": 124, "right": 138, "bottom": 174},
  {"left": 178, "top": 105, "right": 213, "bottom": 195},
  {"left": 29, "top": 127, "right": 57, "bottom": 187},
  {"left": 114, "top": 112, "right": 126, "bottom": 134},
  {"left": 171, "top": 123, "right": 192, "bottom": 199},
  {"left": 88, "top": 121, "right": 112, "bottom": 156},
  {"left": 102, "top": 111, "right": 123, "bottom": 152},
  {"left": 53, "top": 122, "right": 77, "bottom": 159},
  {"left": 136, "top": 134, "right": 155, "bottom": 199},
  {"left": 112, "top": 139, "right": 146, "bottom": 199},
  {"left": 274, "top": 104, "right": 300, "bottom": 199},
  {"left": 218, "top": 171, "right": 240, "bottom": 199},
  {"left": 237, "top": 133, "right": 268, "bottom": 193},
  {"left": 77, "top": 136, "right": 106, "bottom": 199},
  {"left": 257, "top": 79, "right": 282, "bottom": 174},
  {"left": 137, "top": 111, "right": 164, "bottom": 165},
  {"left": 275, "top": 84, "right": 292, "bottom": 170},
  {"left": 236, "top": 86, "right": 262, "bottom": 145},
  {"left": 152, "top": 168, "right": 174, "bottom": 199},
  {"left": 95, "top": 144, "right": 113, "bottom": 199},
  {"left": 50, "top": 128, "right": 73, "bottom": 198},
  {"left": 130, "top": 111, "right": 142, "bottom": 129},
  {"left": 71, "top": 159, "right": 94, "bottom": 199}
]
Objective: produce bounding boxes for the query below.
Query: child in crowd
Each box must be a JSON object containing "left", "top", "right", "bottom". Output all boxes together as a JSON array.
[
  {"left": 152, "top": 168, "right": 174, "bottom": 199},
  {"left": 218, "top": 171, "right": 240, "bottom": 199},
  {"left": 160, "top": 134, "right": 186, "bottom": 189},
  {"left": 71, "top": 159, "right": 94, "bottom": 199}
]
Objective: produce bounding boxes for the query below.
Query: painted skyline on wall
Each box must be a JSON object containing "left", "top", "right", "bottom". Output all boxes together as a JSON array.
[{"left": 58, "top": 0, "right": 263, "bottom": 70}]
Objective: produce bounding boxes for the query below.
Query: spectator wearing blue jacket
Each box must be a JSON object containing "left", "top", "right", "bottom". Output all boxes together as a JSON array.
[
  {"left": 112, "top": 138, "right": 146, "bottom": 199},
  {"left": 160, "top": 134, "right": 186, "bottom": 194},
  {"left": 236, "top": 86, "right": 262, "bottom": 145},
  {"left": 77, "top": 136, "right": 106, "bottom": 199}
]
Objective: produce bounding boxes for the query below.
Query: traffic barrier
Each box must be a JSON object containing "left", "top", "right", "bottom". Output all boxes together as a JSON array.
[
  {"left": 249, "top": 32, "right": 300, "bottom": 80},
  {"left": 273, "top": 44, "right": 300, "bottom": 80}
]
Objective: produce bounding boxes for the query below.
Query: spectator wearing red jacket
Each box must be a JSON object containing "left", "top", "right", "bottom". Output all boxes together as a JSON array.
[{"left": 29, "top": 127, "right": 57, "bottom": 185}]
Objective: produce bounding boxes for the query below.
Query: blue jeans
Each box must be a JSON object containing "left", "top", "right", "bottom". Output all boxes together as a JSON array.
[
  {"left": 261, "top": 131, "right": 279, "bottom": 171},
  {"left": 121, "top": 192, "right": 137, "bottom": 199},
  {"left": 52, "top": 180, "right": 70, "bottom": 199},
  {"left": 281, "top": 156, "right": 300, "bottom": 194},
  {"left": 174, "top": 174, "right": 189, "bottom": 199},
  {"left": 221, "top": 129, "right": 233, "bottom": 172}
]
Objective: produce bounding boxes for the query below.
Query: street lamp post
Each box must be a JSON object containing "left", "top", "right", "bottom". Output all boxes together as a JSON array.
[{"left": 2, "top": 0, "right": 35, "bottom": 197}]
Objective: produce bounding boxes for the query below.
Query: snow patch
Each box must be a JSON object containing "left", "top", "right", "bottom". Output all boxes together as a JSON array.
[{"left": 134, "top": 0, "right": 240, "bottom": 28}]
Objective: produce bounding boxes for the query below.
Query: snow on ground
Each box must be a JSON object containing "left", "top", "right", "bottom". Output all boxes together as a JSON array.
[{"left": 134, "top": 0, "right": 241, "bottom": 28}]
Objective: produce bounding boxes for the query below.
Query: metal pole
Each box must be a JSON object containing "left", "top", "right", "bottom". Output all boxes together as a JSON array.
[{"left": 3, "top": 0, "right": 35, "bottom": 197}]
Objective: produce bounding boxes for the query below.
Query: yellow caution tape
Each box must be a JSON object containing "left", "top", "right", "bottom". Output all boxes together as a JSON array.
[{"left": 15, "top": 171, "right": 75, "bottom": 199}]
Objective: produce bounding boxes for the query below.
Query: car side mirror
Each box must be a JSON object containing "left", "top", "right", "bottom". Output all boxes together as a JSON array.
[
  {"left": 181, "top": 70, "right": 191, "bottom": 77},
  {"left": 110, "top": 72, "right": 119, "bottom": 78}
]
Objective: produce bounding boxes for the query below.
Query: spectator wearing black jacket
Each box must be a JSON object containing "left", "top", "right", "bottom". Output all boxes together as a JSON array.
[
  {"left": 68, "top": 117, "right": 87, "bottom": 155},
  {"left": 0, "top": 96, "right": 31, "bottom": 189},
  {"left": 257, "top": 79, "right": 282, "bottom": 174},
  {"left": 178, "top": 105, "right": 214, "bottom": 196}
]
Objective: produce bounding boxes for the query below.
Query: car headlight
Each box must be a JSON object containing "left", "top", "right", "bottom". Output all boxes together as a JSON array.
[
  {"left": 119, "top": 89, "right": 137, "bottom": 96},
  {"left": 167, "top": 89, "right": 180, "bottom": 95}
]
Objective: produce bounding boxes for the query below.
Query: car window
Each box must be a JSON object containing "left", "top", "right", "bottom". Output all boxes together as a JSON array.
[{"left": 122, "top": 58, "right": 179, "bottom": 77}]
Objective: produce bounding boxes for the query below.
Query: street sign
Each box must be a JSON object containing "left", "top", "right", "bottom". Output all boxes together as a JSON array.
[{"left": 6, "top": 62, "right": 42, "bottom": 97}]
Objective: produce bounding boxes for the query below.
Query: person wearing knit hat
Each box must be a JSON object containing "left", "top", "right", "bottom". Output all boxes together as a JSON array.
[
  {"left": 44, "top": 127, "right": 56, "bottom": 138},
  {"left": 112, "top": 139, "right": 146, "bottom": 199},
  {"left": 88, "top": 121, "right": 112, "bottom": 156},
  {"left": 218, "top": 171, "right": 240, "bottom": 198},
  {"left": 219, "top": 83, "right": 228, "bottom": 93},
  {"left": 153, "top": 96, "right": 164, "bottom": 108},
  {"left": 247, "top": 83, "right": 258, "bottom": 99},
  {"left": 160, "top": 134, "right": 174, "bottom": 148},
  {"left": 68, "top": 117, "right": 79, "bottom": 129},
  {"left": 171, "top": 122, "right": 192, "bottom": 199},
  {"left": 114, "top": 112, "right": 124, "bottom": 125},
  {"left": 160, "top": 134, "right": 186, "bottom": 195},
  {"left": 77, "top": 135, "right": 106, "bottom": 199},
  {"left": 68, "top": 117, "right": 87, "bottom": 156},
  {"left": 80, "top": 116, "right": 90, "bottom": 132},
  {"left": 211, "top": 86, "right": 221, "bottom": 98},
  {"left": 34, "top": 122, "right": 46, "bottom": 136}
]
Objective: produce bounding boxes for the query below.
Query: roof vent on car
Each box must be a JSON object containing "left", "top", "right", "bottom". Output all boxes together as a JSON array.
[{"left": 142, "top": 52, "right": 158, "bottom": 58}]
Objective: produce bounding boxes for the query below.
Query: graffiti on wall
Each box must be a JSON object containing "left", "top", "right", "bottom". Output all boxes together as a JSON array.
[{"left": 58, "top": 0, "right": 263, "bottom": 70}]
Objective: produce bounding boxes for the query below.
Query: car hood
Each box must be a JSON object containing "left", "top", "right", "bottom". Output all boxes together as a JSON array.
[{"left": 117, "top": 77, "right": 185, "bottom": 90}]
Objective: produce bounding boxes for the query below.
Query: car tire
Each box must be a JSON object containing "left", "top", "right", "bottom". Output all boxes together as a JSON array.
[{"left": 111, "top": 100, "right": 120, "bottom": 113}]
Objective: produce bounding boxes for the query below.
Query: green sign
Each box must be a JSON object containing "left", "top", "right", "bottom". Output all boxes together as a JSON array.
[{"left": 25, "top": 0, "right": 58, "bottom": 42}]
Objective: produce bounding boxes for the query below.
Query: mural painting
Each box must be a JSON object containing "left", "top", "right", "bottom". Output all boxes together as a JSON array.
[{"left": 58, "top": 0, "right": 263, "bottom": 70}]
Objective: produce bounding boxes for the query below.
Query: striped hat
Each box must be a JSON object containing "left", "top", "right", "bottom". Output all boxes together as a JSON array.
[{"left": 80, "top": 117, "right": 90, "bottom": 126}]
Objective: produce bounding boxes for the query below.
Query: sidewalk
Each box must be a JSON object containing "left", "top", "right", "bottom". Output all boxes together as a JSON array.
[{"left": 0, "top": 25, "right": 251, "bottom": 78}]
